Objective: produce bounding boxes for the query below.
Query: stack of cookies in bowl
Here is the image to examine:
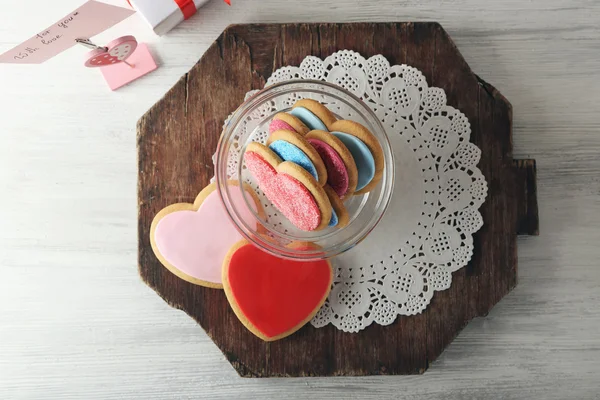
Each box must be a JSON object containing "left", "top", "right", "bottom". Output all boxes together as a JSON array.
[{"left": 244, "top": 99, "right": 385, "bottom": 232}]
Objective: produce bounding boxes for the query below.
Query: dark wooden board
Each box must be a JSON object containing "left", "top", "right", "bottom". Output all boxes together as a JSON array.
[{"left": 137, "top": 22, "right": 539, "bottom": 377}]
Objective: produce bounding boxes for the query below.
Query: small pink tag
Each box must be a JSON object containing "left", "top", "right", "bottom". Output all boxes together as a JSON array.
[
  {"left": 99, "top": 43, "right": 157, "bottom": 91},
  {"left": 0, "top": 1, "right": 134, "bottom": 64}
]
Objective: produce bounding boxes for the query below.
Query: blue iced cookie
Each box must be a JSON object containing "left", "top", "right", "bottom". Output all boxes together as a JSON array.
[
  {"left": 329, "top": 208, "right": 339, "bottom": 227},
  {"left": 293, "top": 99, "right": 338, "bottom": 130},
  {"left": 331, "top": 132, "right": 375, "bottom": 191},
  {"left": 267, "top": 129, "right": 328, "bottom": 186},
  {"left": 330, "top": 120, "right": 384, "bottom": 195},
  {"left": 268, "top": 140, "right": 318, "bottom": 181},
  {"left": 323, "top": 184, "right": 349, "bottom": 229},
  {"left": 290, "top": 107, "right": 328, "bottom": 131}
]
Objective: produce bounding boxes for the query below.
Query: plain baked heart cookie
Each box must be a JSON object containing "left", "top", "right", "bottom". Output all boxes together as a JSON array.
[
  {"left": 222, "top": 240, "right": 333, "bottom": 341},
  {"left": 150, "top": 181, "right": 263, "bottom": 288}
]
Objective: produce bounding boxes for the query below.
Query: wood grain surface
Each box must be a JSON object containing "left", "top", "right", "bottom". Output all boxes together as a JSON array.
[
  {"left": 1, "top": 0, "right": 599, "bottom": 397},
  {"left": 137, "top": 22, "right": 538, "bottom": 377}
]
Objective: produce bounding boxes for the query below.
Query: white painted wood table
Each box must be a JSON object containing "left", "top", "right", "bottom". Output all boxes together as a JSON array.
[{"left": 1, "top": 0, "right": 599, "bottom": 398}]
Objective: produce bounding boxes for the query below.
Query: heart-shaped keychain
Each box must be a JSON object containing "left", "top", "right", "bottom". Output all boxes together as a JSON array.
[
  {"left": 76, "top": 35, "right": 157, "bottom": 90},
  {"left": 82, "top": 35, "right": 138, "bottom": 68}
]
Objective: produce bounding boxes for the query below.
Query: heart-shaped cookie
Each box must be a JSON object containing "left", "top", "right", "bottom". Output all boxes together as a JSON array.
[
  {"left": 84, "top": 35, "right": 138, "bottom": 68},
  {"left": 245, "top": 143, "right": 332, "bottom": 231},
  {"left": 150, "top": 181, "right": 262, "bottom": 288},
  {"left": 330, "top": 120, "right": 385, "bottom": 195},
  {"left": 267, "top": 129, "right": 328, "bottom": 186},
  {"left": 269, "top": 112, "right": 309, "bottom": 135},
  {"left": 292, "top": 99, "right": 338, "bottom": 130},
  {"left": 306, "top": 129, "right": 359, "bottom": 198},
  {"left": 222, "top": 240, "right": 333, "bottom": 341}
]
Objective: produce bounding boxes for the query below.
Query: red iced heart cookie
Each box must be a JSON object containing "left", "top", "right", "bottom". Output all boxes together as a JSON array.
[{"left": 223, "top": 240, "right": 333, "bottom": 341}]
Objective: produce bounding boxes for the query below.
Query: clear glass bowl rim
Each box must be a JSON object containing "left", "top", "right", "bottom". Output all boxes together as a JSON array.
[{"left": 215, "top": 79, "right": 395, "bottom": 260}]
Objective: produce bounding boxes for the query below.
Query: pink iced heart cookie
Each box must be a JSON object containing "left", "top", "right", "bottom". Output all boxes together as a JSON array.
[
  {"left": 84, "top": 35, "right": 138, "bottom": 68},
  {"left": 150, "top": 182, "right": 263, "bottom": 288},
  {"left": 244, "top": 144, "right": 332, "bottom": 231}
]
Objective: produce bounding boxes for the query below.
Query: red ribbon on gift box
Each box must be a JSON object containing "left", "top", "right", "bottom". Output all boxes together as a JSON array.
[
  {"left": 175, "top": 0, "right": 199, "bottom": 19},
  {"left": 126, "top": 0, "right": 230, "bottom": 20}
]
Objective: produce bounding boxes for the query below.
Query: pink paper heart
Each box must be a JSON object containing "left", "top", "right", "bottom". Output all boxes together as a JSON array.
[{"left": 151, "top": 183, "right": 259, "bottom": 288}]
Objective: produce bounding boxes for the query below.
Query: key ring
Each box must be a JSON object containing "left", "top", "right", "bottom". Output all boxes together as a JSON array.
[{"left": 75, "top": 38, "right": 107, "bottom": 52}]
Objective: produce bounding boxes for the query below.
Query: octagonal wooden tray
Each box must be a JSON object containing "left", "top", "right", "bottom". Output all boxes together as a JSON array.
[{"left": 137, "top": 22, "right": 539, "bottom": 377}]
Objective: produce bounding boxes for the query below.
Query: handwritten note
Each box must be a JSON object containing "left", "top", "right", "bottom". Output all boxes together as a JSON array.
[{"left": 0, "top": 1, "right": 135, "bottom": 64}]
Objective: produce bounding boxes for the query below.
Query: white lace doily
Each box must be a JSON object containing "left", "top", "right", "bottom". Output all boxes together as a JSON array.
[{"left": 219, "top": 51, "right": 488, "bottom": 332}]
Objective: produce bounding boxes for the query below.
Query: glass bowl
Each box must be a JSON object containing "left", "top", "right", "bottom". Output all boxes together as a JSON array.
[{"left": 215, "top": 80, "right": 394, "bottom": 260}]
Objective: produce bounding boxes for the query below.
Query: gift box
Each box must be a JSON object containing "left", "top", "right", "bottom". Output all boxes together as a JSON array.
[{"left": 128, "top": 0, "right": 214, "bottom": 35}]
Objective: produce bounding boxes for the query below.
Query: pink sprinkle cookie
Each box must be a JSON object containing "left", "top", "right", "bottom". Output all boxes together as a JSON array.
[
  {"left": 270, "top": 112, "right": 310, "bottom": 135},
  {"left": 245, "top": 151, "right": 333, "bottom": 231},
  {"left": 275, "top": 174, "right": 321, "bottom": 231},
  {"left": 308, "top": 138, "right": 349, "bottom": 198},
  {"left": 269, "top": 118, "right": 296, "bottom": 134},
  {"left": 245, "top": 150, "right": 278, "bottom": 187},
  {"left": 245, "top": 152, "right": 320, "bottom": 230}
]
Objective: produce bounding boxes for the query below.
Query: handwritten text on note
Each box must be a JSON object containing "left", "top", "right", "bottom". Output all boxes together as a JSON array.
[{"left": 0, "top": 1, "right": 135, "bottom": 64}]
